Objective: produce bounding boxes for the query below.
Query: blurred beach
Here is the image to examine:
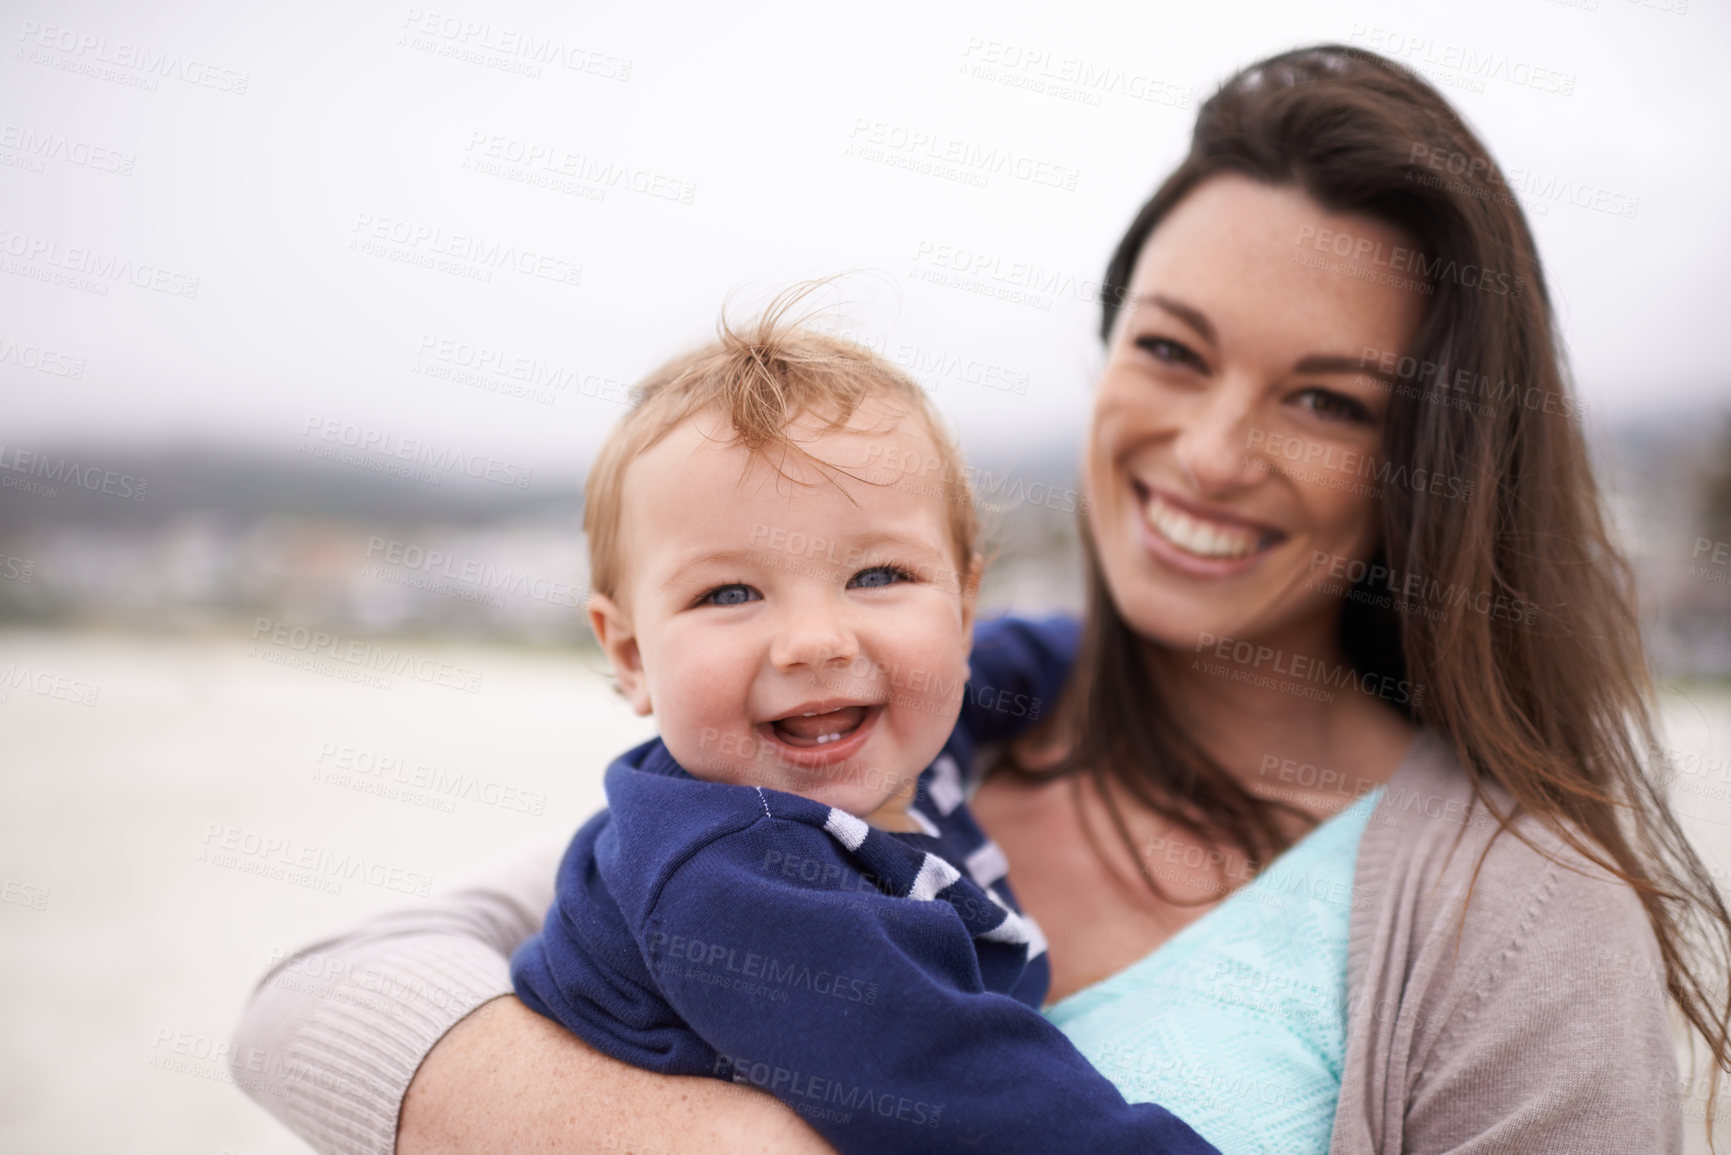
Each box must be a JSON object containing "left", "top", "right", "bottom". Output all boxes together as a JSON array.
[
  {"left": 0, "top": 626, "right": 652, "bottom": 1155},
  {"left": 0, "top": 626, "right": 1728, "bottom": 1153}
]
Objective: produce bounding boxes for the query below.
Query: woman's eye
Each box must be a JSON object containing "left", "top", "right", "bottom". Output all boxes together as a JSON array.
[
  {"left": 1134, "top": 335, "right": 1203, "bottom": 370},
  {"left": 699, "top": 584, "right": 760, "bottom": 607},
  {"left": 1293, "top": 387, "right": 1372, "bottom": 425},
  {"left": 848, "top": 565, "right": 913, "bottom": 590}
]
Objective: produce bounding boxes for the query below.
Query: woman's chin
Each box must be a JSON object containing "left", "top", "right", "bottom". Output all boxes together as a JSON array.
[
  {"left": 1113, "top": 594, "right": 1271, "bottom": 654},
  {"left": 1099, "top": 546, "right": 1325, "bottom": 656}
]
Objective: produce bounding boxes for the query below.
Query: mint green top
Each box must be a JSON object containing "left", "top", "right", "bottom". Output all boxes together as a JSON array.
[{"left": 1044, "top": 788, "right": 1382, "bottom": 1155}]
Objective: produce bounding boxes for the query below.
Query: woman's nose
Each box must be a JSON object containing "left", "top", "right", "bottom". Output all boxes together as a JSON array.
[{"left": 1173, "top": 383, "right": 1263, "bottom": 497}]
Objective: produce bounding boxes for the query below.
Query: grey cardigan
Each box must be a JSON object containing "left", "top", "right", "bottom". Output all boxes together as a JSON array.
[{"left": 229, "top": 729, "right": 1683, "bottom": 1154}]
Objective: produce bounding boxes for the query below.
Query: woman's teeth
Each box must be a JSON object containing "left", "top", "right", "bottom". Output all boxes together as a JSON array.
[{"left": 1140, "top": 490, "right": 1266, "bottom": 560}]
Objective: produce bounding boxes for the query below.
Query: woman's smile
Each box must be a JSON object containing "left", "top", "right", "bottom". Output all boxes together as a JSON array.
[{"left": 1132, "top": 479, "right": 1286, "bottom": 575}]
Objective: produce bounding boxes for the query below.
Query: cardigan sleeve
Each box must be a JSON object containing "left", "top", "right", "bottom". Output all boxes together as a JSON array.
[
  {"left": 1400, "top": 848, "right": 1683, "bottom": 1154},
  {"left": 226, "top": 833, "right": 564, "bottom": 1155}
]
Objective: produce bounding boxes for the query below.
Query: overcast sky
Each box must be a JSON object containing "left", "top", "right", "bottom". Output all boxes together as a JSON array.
[{"left": 2, "top": 0, "right": 1726, "bottom": 483}]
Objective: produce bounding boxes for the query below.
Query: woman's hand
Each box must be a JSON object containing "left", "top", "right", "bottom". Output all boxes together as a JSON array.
[{"left": 398, "top": 995, "right": 836, "bottom": 1155}]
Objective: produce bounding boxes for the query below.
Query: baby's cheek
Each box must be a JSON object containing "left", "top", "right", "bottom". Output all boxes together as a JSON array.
[
  {"left": 662, "top": 719, "right": 757, "bottom": 784},
  {"left": 912, "top": 644, "right": 972, "bottom": 734},
  {"left": 654, "top": 681, "right": 742, "bottom": 763}
]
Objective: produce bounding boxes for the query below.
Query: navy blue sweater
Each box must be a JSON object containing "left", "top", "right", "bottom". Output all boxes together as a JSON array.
[{"left": 511, "top": 615, "right": 1217, "bottom": 1154}]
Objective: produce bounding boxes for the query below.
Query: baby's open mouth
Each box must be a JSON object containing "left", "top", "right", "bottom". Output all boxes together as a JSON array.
[{"left": 768, "top": 705, "right": 871, "bottom": 748}]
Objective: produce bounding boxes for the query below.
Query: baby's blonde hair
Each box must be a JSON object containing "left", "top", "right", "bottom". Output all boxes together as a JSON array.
[{"left": 584, "top": 283, "right": 980, "bottom": 600}]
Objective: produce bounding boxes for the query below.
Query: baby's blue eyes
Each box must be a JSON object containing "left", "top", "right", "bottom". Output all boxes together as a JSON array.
[
  {"left": 848, "top": 565, "right": 913, "bottom": 590},
  {"left": 701, "top": 584, "right": 760, "bottom": 607},
  {"left": 694, "top": 565, "right": 914, "bottom": 607}
]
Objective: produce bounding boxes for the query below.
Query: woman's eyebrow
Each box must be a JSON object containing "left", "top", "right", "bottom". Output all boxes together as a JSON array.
[
  {"left": 1291, "top": 353, "right": 1400, "bottom": 389},
  {"left": 1137, "top": 293, "right": 1217, "bottom": 345}
]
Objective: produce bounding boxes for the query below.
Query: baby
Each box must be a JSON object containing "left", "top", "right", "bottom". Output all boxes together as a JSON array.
[{"left": 510, "top": 290, "right": 1214, "bottom": 1155}]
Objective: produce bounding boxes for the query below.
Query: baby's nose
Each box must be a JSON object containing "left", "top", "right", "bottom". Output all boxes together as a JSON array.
[{"left": 771, "top": 612, "right": 859, "bottom": 670}]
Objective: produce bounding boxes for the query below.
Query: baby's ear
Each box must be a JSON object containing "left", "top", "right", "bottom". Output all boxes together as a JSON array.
[{"left": 588, "top": 593, "right": 652, "bottom": 715}]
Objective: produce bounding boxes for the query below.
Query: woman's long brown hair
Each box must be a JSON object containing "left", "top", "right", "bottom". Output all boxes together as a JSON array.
[{"left": 1007, "top": 43, "right": 1731, "bottom": 1132}]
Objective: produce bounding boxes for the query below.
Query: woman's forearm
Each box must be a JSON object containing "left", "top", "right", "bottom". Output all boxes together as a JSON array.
[
  {"left": 229, "top": 834, "right": 559, "bottom": 1153},
  {"left": 398, "top": 996, "right": 834, "bottom": 1155}
]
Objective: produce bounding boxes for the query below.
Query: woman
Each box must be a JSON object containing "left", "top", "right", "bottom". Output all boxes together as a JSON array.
[{"left": 231, "top": 46, "right": 1728, "bottom": 1154}]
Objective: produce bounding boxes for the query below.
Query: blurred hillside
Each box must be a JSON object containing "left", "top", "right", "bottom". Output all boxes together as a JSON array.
[
  {"left": 1599, "top": 410, "right": 1731, "bottom": 679},
  {"left": 2, "top": 409, "right": 1727, "bottom": 671},
  {"left": 0, "top": 442, "right": 1090, "bottom": 644}
]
